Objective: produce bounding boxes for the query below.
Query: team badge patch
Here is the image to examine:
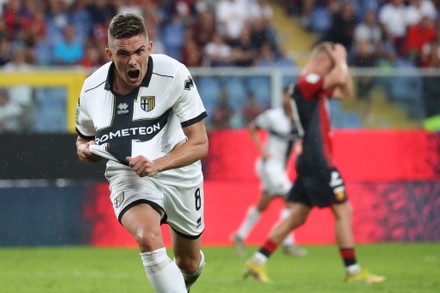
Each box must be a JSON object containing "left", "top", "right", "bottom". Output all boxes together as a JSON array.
[
  {"left": 334, "top": 186, "right": 346, "bottom": 202},
  {"left": 140, "top": 96, "right": 155, "bottom": 112},
  {"left": 113, "top": 192, "right": 125, "bottom": 209}
]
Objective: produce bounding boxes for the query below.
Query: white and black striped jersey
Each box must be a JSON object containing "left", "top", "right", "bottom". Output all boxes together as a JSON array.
[
  {"left": 255, "top": 107, "right": 300, "bottom": 165},
  {"left": 75, "top": 54, "right": 207, "bottom": 164}
]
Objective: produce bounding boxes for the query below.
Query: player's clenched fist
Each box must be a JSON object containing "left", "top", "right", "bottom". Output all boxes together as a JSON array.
[
  {"left": 126, "top": 155, "right": 159, "bottom": 177},
  {"left": 76, "top": 139, "right": 102, "bottom": 164}
]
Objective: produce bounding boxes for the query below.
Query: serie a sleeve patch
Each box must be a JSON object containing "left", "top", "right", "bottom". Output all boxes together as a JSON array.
[{"left": 305, "top": 73, "right": 320, "bottom": 84}]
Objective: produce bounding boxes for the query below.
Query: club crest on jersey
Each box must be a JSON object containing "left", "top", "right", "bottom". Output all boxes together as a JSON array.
[
  {"left": 113, "top": 192, "right": 124, "bottom": 209},
  {"left": 140, "top": 96, "right": 155, "bottom": 112},
  {"left": 117, "top": 102, "right": 129, "bottom": 114}
]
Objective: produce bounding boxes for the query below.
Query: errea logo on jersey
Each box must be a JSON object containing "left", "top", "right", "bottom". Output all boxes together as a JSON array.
[{"left": 117, "top": 102, "right": 129, "bottom": 114}]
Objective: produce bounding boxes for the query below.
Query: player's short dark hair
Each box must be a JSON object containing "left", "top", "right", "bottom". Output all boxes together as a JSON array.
[{"left": 108, "top": 13, "right": 147, "bottom": 41}]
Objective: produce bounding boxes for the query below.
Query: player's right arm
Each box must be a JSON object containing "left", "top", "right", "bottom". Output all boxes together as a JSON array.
[
  {"left": 76, "top": 136, "right": 102, "bottom": 164},
  {"left": 75, "top": 84, "right": 102, "bottom": 164}
]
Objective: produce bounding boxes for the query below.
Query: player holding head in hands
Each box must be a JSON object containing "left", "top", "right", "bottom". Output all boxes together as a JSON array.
[
  {"left": 244, "top": 42, "right": 385, "bottom": 284},
  {"left": 75, "top": 13, "right": 208, "bottom": 292}
]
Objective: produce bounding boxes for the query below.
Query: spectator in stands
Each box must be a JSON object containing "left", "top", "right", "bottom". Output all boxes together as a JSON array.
[
  {"left": 420, "top": 25, "right": 440, "bottom": 120},
  {"left": 81, "top": 41, "right": 105, "bottom": 69},
  {"left": 53, "top": 25, "right": 84, "bottom": 66},
  {"left": 352, "top": 40, "right": 377, "bottom": 123},
  {"left": 70, "top": 0, "right": 92, "bottom": 44},
  {"left": 242, "top": 91, "right": 266, "bottom": 124},
  {"left": 256, "top": 42, "right": 278, "bottom": 67},
  {"left": 2, "top": 42, "right": 34, "bottom": 129},
  {"left": 249, "top": 11, "right": 282, "bottom": 58},
  {"left": 3, "top": 0, "right": 32, "bottom": 42},
  {"left": 32, "top": 25, "right": 54, "bottom": 67},
  {"left": 0, "top": 88, "right": 24, "bottom": 133},
  {"left": 402, "top": 15, "right": 436, "bottom": 65},
  {"left": 148, "top": 24, "right": 165, "bottom": 55},
  {"left": 378, "top": 0, "right": 408, "bottom": 53},
  {"left": 25, "top": 3, "right": 47, "bottom": 45},
  {"left": 405, "top": 0, "right": 437, "bottom": 27},
  {"left": 351, "top": 7, "right": 382, "bottom": 122},
  {"left": 161, "top": 15, "right": 186, "bottom": 60},
  {"left": 181, "top": 28, "right": 203, "bottom": 67},
  {"left": 0, "top": 17, "right": 6, "bottom": 40},
  {"left": 0, "top": 38, "right": 11, "bottom": 67},
  {"left": 318, "top": 1, "right": 357, "bottom": 53},
  {"left": 87, "top": 0, "right": 118, "bottom": 28},
  {"left": 203, "top": 33, "right": 233, "bottom": 67},
  {"left": 353, "top": 9, "right": 382, "bottom": 59},
  {"left": 293, "top": 0, "right": 332, "bottom": 29},
  {"left": 116, "top": 0, "right": 142, "bottom": 15},
  {"left": 421, "top": 23, "right": 440, "bottom": 67},
  {"left": 45, "top": 0, "right": 71, "bottom": 46},
  {"left": 211, "top": 89, "right": 237, "bottom": 129},
  {"left": 249, "top": 0, "right": 274, "bottom": 24},
  {"left": 230, "top": 25, "right": 258, "bottom": 67},
  {"left": 216, "top": 0, "right": 249, "bottom": 43},
  {"left": 191, "top": 8, "right": 216, "bottom": 49}
]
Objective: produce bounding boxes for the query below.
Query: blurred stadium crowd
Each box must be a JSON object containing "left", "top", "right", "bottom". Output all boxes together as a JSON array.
[
  {"left": 0, "top": 0, "right": 440, "bottom": 133},
  {"left": 1, "top": 0, "right": 439, "bottom": 69},
  {"left": 0, "top": 0, "right": 289, "bottom": 68}
]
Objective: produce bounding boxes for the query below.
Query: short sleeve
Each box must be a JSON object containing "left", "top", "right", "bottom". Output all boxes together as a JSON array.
[
  {"left": 172, "top": 63, "right": 207, "bottom": 128},
  {"left": 75, "top": 86, "right": 95, "bottom": 138}
]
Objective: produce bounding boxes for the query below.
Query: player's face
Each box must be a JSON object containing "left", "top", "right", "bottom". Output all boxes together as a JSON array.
[
  {"left": 106, "top": 34, "right": 153, "bottom": 91},
  {"left": 317, "top": 51, "right": 334, "bottom": 75}
]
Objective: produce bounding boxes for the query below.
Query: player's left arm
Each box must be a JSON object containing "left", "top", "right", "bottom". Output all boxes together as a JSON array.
[
  {"left": 332, "top": 65, "right": 353, "bottom": 100},
  {"left": 326, "top": 44, "right": 353, "bottom": 100},
  {"left": 127, "top": 120, "right": 208, "bottom": 177}
]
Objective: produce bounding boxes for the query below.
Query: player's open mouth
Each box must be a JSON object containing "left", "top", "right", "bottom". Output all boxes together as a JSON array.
[{"left": 128, "top": 69, "right": 140, "bottom": 79}]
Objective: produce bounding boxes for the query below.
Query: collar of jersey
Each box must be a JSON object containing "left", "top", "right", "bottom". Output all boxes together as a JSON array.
[{"left": 104, "top": 56, "right": 153, "bottom": 91}]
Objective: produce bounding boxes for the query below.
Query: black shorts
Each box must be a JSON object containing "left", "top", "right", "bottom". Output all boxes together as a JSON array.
[{"left": 287, "top": 166, "right": 348, "bottom": 208}]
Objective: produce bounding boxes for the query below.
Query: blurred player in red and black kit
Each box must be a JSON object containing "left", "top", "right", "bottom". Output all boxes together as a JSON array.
[{"left": 244, "top": 42, "right": 385, "bottom": 284}]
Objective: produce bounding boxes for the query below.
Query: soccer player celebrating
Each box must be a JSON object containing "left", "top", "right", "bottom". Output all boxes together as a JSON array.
[
  {"left": 75, "top": 13, "right": 208, "bottom": 292},
  {"left": 244, "top": 42, "right": 385, "bottom": 284},
  {"left": 232, "top": 88, "right": 306, "bottom": 258}
]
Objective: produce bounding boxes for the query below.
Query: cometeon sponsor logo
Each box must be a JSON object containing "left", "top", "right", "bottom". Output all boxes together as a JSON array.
[{"left": 96, "top": 123, "right": 161, "bottom": 144}]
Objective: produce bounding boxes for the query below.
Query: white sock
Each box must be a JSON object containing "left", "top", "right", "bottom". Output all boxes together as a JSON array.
[
  {"left": 346, "top": 263, "right": 361, "bottom": 275},
  {"left": 236, "top": 206, "right": 261, "bottom": 239},
  {"left": 252, "top": 251, "right": 268, "bottom": 265},
  {"left": 181, "top": 250, "right": 205, "bottom": 289},
  {"left": 140, "top": 248, "right": 187, "bottom": 293},
  {"left": 280, "top": 207, "right": 295, "bottom": 247}
]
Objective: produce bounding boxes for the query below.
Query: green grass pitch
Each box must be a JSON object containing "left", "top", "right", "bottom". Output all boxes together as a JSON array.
[{"left": 0, "top": 243, "right": 439, "bottom": 292}]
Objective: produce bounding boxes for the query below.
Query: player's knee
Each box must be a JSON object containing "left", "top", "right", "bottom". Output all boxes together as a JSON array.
[
  {"left": 133, "top": 229, "right": 163, "bottom": 252},
  {"left": 332, "top": 202, "right": 353, "bottom": 221},
  {"left": 296, "top": 215, "right": 308, "bottom": 227}
]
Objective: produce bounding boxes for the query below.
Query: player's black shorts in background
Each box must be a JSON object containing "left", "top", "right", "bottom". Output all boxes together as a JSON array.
[{"left": 287, "top": 154, "right": 348, "bottom": 208}]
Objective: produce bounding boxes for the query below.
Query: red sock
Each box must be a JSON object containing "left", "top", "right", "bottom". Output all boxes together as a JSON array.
[
  {"left": 339, "top": 247, "right": 357, "bottom": 267},
  {"left": 259, "top": 239, "right": 278, "bottom": 258}
]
